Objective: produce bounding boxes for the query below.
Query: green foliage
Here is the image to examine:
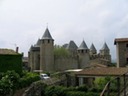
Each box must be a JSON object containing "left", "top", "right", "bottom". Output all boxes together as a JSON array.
[
  {"left": 0, "top": 71, "right": 40, "bottom": 95},
  {"left": 0, "top": 54, "right": 22, "bottom": 74},
  {"left": 45, "top": 86, "right": 67, "bottom": 96},
  {"left": 0, "top": 71, "right": 20, "bottom": 95},
  {"left": 66, "top": 91, "right": 86, "bottom": 96},
  {"left": 54, "top": 45, "right": 70, "bottom": 58},
  {"left": 76, "top": 84, "right": 88, "bottom": 92},
  {"left": 94, "top": 76, "right": 112, "bottom": 90},
  {"left": 44, "top": 85, "right": 100, "bottom": 96},
  {"left": 19, "top": 72, "right": 40, "bottom": 88}
]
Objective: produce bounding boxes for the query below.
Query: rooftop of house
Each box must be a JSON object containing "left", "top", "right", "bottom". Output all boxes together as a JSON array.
[
  {"left": 75, "top": 67, "right": 128, "bottom": 76},
  {"left": 0, "top": 49, "right": 19, "bottom": 55},
  {"left": 114, "top": 38, "right": 128, "bottom": 45}
]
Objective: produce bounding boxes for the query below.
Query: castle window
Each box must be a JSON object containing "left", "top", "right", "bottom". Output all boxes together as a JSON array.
[
  {"left": 126, "top": 44, "right": 128, "bottom": 48},
  {"left": 48, "top": 40, "right": 50, "bottom": 43},
  {"left": 126, "top": 58, "right": 128, "bottom": 64},
  {"left": 42, "top": 40, "right": 44, "bottom": 43},
  {"left": 81, "top": 50, "right": 84, "bottom": 53}
]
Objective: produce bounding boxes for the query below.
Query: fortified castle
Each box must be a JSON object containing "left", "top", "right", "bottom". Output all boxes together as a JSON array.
[{"left": 28, "top": 28, "right": 111, "bottom": 72}]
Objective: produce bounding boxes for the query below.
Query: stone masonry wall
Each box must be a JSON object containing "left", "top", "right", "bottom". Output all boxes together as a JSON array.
[{"left": 54, "top": 57, "right": 78, "bottom": 71}]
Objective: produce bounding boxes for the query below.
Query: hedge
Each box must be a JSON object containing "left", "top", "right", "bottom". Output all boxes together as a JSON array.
[{"left": 0, "top": 54, "right": 22, "bottom": 74}]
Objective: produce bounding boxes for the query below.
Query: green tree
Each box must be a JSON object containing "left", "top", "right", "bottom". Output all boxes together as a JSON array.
[
  {"left": 0, "top": 71, "right": 20, "bottom": 95},
  {"left": 94, "top": 76, "right": 111, "bottom": 90},
  {"left": 54, "top": 45, "right": 70, "bottom": 58}
]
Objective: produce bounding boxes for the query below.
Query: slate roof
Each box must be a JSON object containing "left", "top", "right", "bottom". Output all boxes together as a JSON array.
[
  {"left": 66, "top": 40, "right": 78, "bottom": 50},
  {"left": 75, "top": 67, "right": 128, "bottom": 76},
  {"left": 90, "top": 43, "right": 96, "bottom": 51},
  {"left": 114, "top": 38, "right": 128, "bottom": 45},
  {"left": 62, "top": 44, "right": 68, "bottom": 48},
  {"left": 34, "top": 39, "right": 40, "bottom": 47},
  {"left": 36, "top": 39, "right": 40, "bottom": 45},
  {"left": 78, "top": 40, "right": 88, "bottom": 50},
  {"left": 42, "top": 28, "right": 53, "bottom": 40},
  {"left": 0, "top": 49, "right": 19, "bottom": 55},
  {"left": 101, "top": 42, "right": 109, "bottom": 50}
]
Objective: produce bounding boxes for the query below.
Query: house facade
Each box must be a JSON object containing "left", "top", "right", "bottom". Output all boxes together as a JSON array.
[{"left": 114, "top": 38, "right": 128, "bottom": 67}]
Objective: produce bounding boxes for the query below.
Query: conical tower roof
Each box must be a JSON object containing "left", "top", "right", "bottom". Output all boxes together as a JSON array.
[
  {"left": 42, "top": 28, "right": 53, "bottom": 40},
  {"left": 34, "top": 39, "right": 40, "bottom": 47},
  {"left": 78, "top": 40, "right": 88, "bottom": 50},
  {"left": 66, "top": 40, "right": 78, "bottom": 50},
  {"left": 90, "top": 43, "right": 96, "bottom": 51},
  {"left": 101, "top": 42, "right": 109, "bottom": 50}
]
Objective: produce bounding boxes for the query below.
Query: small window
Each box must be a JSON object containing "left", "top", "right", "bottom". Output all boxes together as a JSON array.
[
  {"left": 126, "top": 58, "right": 128, "bottom": 64},
  {"left": 126, "top": 44, "right": 128, "bottom": 47},
  {"left": 42, "top": 40, "right": 44, "bottom": 43},
  {"left": 48, "top": 40, "right": 50, "bottom": 43},
  {"left": 81, "top": 50, "right": 84, "bottom": 53}
]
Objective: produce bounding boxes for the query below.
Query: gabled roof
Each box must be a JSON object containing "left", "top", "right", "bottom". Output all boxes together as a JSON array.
[
  {"left": 0, "top": 49, "right": 19, "bottom": 55},
  {"left": 78, "top": 40, "right": 88, "bottom": 50},
  {"left": 90, "top": 43, "right": 96, "bottom": 51},
  {"left": 114, "top": 38, "right": 128, "bottom": 45},
  {"left": 42, "top": 28, "right": 53, "bottom": 40},
  {"left": 66, "top": 40, "right": 78, "bottom": 50},
  {"left": 101, "top": 42, "right": 109, "bottom": 50}
]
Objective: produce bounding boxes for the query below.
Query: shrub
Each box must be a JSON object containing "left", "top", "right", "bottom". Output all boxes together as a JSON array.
[
  {"left": 0, "top": 71, "right": 20, "bottom": 95},
  {"left": 45, "top": 86, "right": 67, "bottom": 96},
  {"left": 76, "top": 85, "right": 88, "bottom": 92},
  {"left": 66, "top": 91, "right": 86, "bottom": 96},
  {"left": 85, "top": 92, "right": 99, "bottom": 96},
  {"left": 19, "top": 72, "right": 40, "bottom": 88}
]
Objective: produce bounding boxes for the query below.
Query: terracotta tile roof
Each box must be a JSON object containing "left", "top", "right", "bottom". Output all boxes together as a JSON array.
[
  {"left": 0, "top": 49, "right": 19, "bottom": 55},
  {"left": 75, "top": 67, "right": 128, "bottom": 76},
  {"left": 114, "top": 38, "right": 128, "bottom": 45}
]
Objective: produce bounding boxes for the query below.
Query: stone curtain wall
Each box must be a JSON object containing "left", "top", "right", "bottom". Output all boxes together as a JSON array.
[{"left": 55, "top": 57, "right": 78, "bottom": 71}]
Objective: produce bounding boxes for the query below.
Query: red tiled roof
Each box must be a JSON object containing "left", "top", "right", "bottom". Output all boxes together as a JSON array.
[
  {"left": 0, "top": 49, "right": 19, "bottom": 55},
  {"left": 114, "top": 38, "right": 128, "bottom": 45},
  {"left": 75, "top": 67, "right": 128, "bottom": 76}
]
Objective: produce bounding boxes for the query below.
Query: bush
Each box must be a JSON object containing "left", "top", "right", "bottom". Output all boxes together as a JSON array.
[
  {"left": 76, "top": 85, "right": 88, "bottom": 92},
  {"left": 19, "top": 72, "right": 40, "bottom": 88},
  {"left": 45, "top": 86, "right": 67, "bottom": 96},
  {"left": 66, "top": 91, "right": 86, "bottom": 96},
  {"left": 85, "top": 92, "right": 99, "bottom": 96},
  {"left": 0, "top": 71, "right": 20, "bottom": 95}
]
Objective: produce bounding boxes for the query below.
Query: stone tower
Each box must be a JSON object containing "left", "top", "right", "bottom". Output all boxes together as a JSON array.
[
  {"left": 100, "top": 42, "right": 110, "bottom": 55},
  {"left": 40, "top": 28, "right": 54, "bottom": 72},
  {"left": 77, "top": 40, "right": 90, "bottom": 68},
  {"left": 100, "top": 42, "right": 111, "bottom": 62},
  {"left": 90, "top": 43, "right": 97, "bottom": 55},
  {"left": 66, "top": 40, "right": 78, "bottom": 56},
  {"left": 114, "top": 38, "right": 128, "bottom": 67},
  {"left": 28, "top": 39, "right": 40, "bottom": 71}
]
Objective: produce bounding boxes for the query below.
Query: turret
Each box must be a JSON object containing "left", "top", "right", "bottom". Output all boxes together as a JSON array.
[
  {"left": 40, "top": 28, "right": 54, "bottom": 72},
  {"left": 100, "top": 42, "right": 110, "bottom": 56},
  {"left": 77, "top": 40, "right": 90, "bottom": 68},
  {"left": 66, "top": 40, "right": 78, "bottom": 55},
  {"left": 90, "top": 43, "right": 97, "bottom": 55}
]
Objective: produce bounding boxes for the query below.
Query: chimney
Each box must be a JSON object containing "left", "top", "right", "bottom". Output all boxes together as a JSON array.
[{"left": 16, "top": 47, "right": 19, "bottom": 53}]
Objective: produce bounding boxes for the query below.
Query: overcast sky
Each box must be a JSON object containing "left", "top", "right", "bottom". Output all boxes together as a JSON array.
[{"left": 0, "top": 0, "right": 128, "bottom": 60}]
